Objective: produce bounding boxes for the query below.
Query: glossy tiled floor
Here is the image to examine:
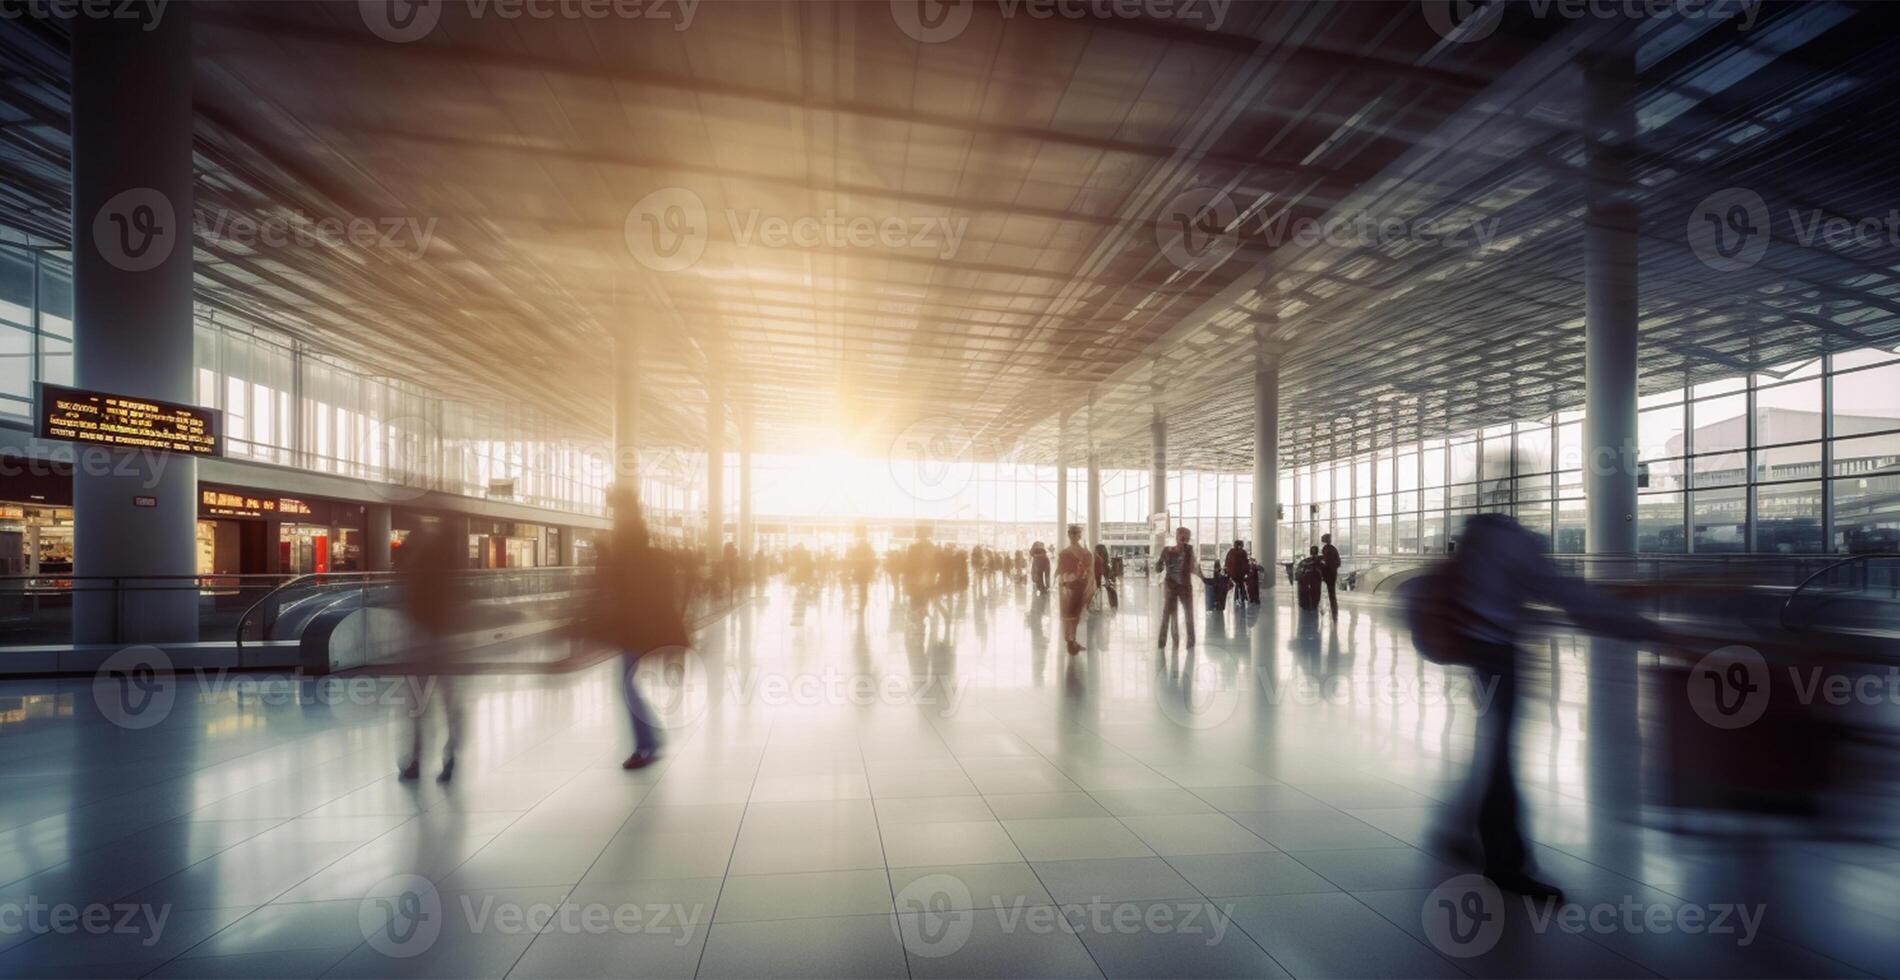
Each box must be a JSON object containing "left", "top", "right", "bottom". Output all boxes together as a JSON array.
[{"left": 0, "top": 577, "right": 1895, "bottom": 978}]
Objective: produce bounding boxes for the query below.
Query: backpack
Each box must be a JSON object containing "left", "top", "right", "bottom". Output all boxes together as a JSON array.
[{"left": 1397, "top": 561, "right": 1471, "bottom": 666}]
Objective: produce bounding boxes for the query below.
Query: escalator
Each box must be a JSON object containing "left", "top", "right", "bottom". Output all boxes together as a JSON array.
[
  {"left": 236, "top": 567, "right": 595, "bottom": 674},
  {"left": 1780, "top": 555, "right": 1900, "bottom": 660}
]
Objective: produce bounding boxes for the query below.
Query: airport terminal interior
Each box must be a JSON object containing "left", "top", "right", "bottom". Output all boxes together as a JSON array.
[{"left": 0, "top": 1, "right": 1897, "bottom": 978}]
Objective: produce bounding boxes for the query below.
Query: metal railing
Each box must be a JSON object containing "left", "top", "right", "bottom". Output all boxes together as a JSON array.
[
  {"left": 235, "top": 565, "right": 596, "bottom": 650},
  {"left": 1781, "top": 555, "right": 1900, "bottom": 636},
  {"left": 0, "top": 574, "right": 297, "bottom": 647}
]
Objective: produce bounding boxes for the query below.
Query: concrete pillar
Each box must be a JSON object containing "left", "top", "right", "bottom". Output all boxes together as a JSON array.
[
  {"left": 1086, "top": 452, "right": 1101, "bottom": 547},
  {"left": 737, "top": 403, "right": 753, "bottom": 556},
  {"left": 1055, "top": 414, "right": 1069, "bottom": 544},
  {"left": 705, "top": 378, "right": 724, "bottom": 558},
  {"left": 614, "top": 334, "right": 639, "bottom": 493},
  {"left": 1150, "top": 396, "right": 1167, "bottom": 559},
  {"left": 366, "top": 505, "right": 393, "bottom": 571},
  {"left": 1583, "top": 48, "right": 1639, "bottom": 555},
  {"left": 70, "top": 7, "right": 197, "bottom": 643},
  {"left": 1253, "top": 320, "right": 1280, "bottom": 583}
]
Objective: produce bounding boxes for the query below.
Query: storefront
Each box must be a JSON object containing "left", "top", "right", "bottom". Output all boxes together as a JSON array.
[
  {"left": 198, "top": 486, "right": 370, "bottom": 575},
  {"left": 469, "top": 518, "right": 549, "bottom": 568},
  {"left": 0, "top": 458, "right": 76, "bottom": 575}
]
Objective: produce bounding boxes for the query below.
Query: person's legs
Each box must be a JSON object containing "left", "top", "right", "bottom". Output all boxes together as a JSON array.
[
  {"left": 1156, "top": 584, "right": 1177, "bottom": 647},
  {"left": 1470, "top": 646, "right": 1527, "bottom": 876},
  {"left": 437, "top": 675, "right": 461, "bottom": 780},
  {"left": 1322, "top": 572, "right": 1338, "bottom": 615},
  {"left": 399, "top": 672, "right": 427, "bottom": 778},
  {"left": 621, "top": 650, "right": 661, "bottom": 765}
]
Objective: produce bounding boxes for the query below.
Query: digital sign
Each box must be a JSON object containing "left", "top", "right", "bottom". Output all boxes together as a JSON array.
[
  {"left": 201, "top": 490, "right": 314, "bottom": 520},
  {"left": 37, "top": 383, "right": 221, "bottom": 457}
]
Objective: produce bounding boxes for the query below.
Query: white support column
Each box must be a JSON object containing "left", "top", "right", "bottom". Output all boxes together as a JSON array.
[
  {"left": 1086, "top": 452, "right": 1101, "bottom": 548},
  {"left": 1253, "top": 320, "right": 1279, "bottom": 582},
  {"left": 1583, "top": 47, "right": 1640, "bottom": 555},
  {"left": 706, "top": 377, "right": 724, "bottom": 558},
  {"left": 1150, "top": 379, "right": 1167, "bottom": 559},
  {"left": 1055, "top": 413, "right": 1069, "bottom": 544},
  {"left": 738, "top": 401, "right": 753, "bottom": 557},
  {"left": 614, "top": 333, "right": 640, "bottom": 494}
]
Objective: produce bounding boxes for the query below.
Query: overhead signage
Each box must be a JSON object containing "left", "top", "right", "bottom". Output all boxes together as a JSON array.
[
  {"left": 37, "top": 383, "right": 221, "bottom": 457},
  {"left": 201, "top": 490, "right": 316, "bottom": 520}
]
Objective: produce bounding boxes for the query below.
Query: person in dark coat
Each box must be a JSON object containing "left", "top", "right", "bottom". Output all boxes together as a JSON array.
[
  {"left": 399, "top": 525, "right": 464, "bottom": 782},
  {"left": 593, "top": 489, "right": 687, "bottom": 770},
  {"left": 1319, "top": 533, "right": 1342, "bottom": 616},
  {"left": 1223, "top": 540, "right": 1250, "bottom": 610}
]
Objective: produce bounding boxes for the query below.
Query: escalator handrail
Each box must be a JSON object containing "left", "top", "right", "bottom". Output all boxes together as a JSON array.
[
  {"left": 235, "top": 572, "right": 397, "bottom": 651},
  {"left": 1778, "top": 554, "right": 1893, "bottom": 632},
  {"left": 235, "top": 566, "right": 593, "bottom": 654}
]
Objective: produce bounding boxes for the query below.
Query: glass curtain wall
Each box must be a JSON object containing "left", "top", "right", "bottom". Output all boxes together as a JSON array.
[
  {"left": 1284, "top": 347, "right": 1900, "bottom": 556},
  {"left": 3, "top": 241, "right": 611, "bottom": 516}
]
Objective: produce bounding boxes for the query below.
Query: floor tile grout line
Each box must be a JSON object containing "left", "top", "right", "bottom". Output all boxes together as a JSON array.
[{"left": 689, "top": 703, "right": 773, "bottom": 980}]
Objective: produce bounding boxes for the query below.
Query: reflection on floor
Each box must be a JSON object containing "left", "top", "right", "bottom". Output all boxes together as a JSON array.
[{"left": 0, "top": 577, "right": 1894, "bottom": 978}]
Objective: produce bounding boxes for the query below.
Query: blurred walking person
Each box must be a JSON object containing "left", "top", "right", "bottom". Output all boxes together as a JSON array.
[
  {"left": 591, "top": 489, "right": 689, "bottom": 770},
  {"left": 1223, "top": 539, "right": 1250, "bottom": 610},
  {"left": 1056, "top": 525, "right": 1095, "bottom": 654},
  {"left": 1030, "top": 541, "right": 1051, "bottom": 594},
  {"left": 1155, "top": 526, "right": 1196, "bottom": 648},
  {"left": 1319, "top": 532, "right": 1341, "bottom": 616},
  {"left": 1093, "top": 542, "right": 1115, "bottom": 609},
  {"left": 1410, "top": 510, "right": 1659, "bottom": 900},
  {"left": 399, "top": 524, "right": 464, "bottom": 782}
]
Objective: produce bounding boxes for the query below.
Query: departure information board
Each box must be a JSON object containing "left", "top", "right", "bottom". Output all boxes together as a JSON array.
[{"left": 37, "top": 383, "right": 222, "bottom": 457}]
